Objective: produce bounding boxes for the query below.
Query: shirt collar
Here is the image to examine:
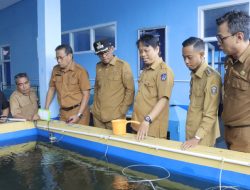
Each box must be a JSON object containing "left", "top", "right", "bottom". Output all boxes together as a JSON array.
[
  {"left": 107, "top": 55, "right": 117, "bottom": 66},
  {"left": 238, "top": 44, "right": 250, "bottom": 64},
  {"left": 146, "top": 57, "right": 163, "bottom": 70},
  {"left": 192, "top": 61, "right": 207, "bottom": 78},
  {"left": 61, "top": 61, "right": 75, "bottom": 72},
  {"left": 227, "top": 44, "right": 250, "bottom": 65},
  {"left": 16, "top": 89, "right": 30, "bottom": 96},
  {"left": 101, "top": 55, "right": 118, "bottom": 66}
]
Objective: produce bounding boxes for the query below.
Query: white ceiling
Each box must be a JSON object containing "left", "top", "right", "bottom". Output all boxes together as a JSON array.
[{"left": 0, "top": 0, "right": 22, "bottom": 10}]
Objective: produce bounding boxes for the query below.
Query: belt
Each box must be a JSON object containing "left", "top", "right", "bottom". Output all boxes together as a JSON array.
[{"left": 61, "top": 103, "right": 80, "bottom": 111}]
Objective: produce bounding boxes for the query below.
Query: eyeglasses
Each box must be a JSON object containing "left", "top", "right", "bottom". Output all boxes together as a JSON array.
[
  {"left": 55, "top": 55, "right": 67, "bottom": 61},
  {"left": 216, "top": 33, "right": 236, "bottom": 44}
]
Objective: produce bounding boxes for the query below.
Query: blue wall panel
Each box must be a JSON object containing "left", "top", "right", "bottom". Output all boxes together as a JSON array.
[
  {"left": 0, "top": 0, "right": 229, "bottom": 104},
  {"left": 61, "top": 0, "right": 227, "bottom": 105},
  {"left": 0, "top": 0, "right": 38, "bottom": 85}
]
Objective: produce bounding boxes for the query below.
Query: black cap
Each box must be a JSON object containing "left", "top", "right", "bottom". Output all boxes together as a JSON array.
[{"left": 93, "top": 40, "right": 112, "bottom": 54}]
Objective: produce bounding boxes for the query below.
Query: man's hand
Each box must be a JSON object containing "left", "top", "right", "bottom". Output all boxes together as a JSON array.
[
  {"left": 0, "top": 115, "right": 7, "bottom": 123},
  {"left": 181, "top": 138, "right": 200, "bottom": 150},
  {"left": 32, "top": 114, "right": 40, "bottom": 121},
  {"left": 66, "top": 114, "right": 80, "bottom": 124},
  {"left": 136, "top": 121, "right": 150, "bottom": 141}
]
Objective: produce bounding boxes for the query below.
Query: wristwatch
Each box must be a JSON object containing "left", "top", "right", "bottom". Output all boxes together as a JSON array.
[
  {"left": 144, "top": 115, "right": 152, "bottom": 124},
  {"left": 195, "top": 135, "right": 201, "bottom": 140},
  {"left": 77, "top": 113, "right": 83, "bottom": 119}
]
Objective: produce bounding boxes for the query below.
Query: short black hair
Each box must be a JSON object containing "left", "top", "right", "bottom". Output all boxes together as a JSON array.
[
  {"left": 14, "top": 73, "right": 29, "bottom": 84},
  {"left": 216, "top": 10, "right": 250, "bottom": 41},
  {"left": 55, "top": 44, "right": 73, "bottom": 55},
  {"left": 182, "top": 37, "right": 205, "bottom": 52},
  {"left": 136, "top": 34, "right": 160, "bottom": 49}
]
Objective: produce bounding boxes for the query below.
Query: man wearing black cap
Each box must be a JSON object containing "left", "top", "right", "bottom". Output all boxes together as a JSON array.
[{"left": 92, "top": 39, "right": 135, "bottom": 129}]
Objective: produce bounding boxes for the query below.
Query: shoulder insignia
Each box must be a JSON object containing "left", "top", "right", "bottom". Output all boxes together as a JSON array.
[
  {"left": 205, "top": 67, "right": 214, "bottom": 76},
  {"left": 161, "top": 73, "right": 167, "bottom": 81}
]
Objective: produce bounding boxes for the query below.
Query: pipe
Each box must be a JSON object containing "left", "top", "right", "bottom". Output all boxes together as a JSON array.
[
  {"left": 7, "top": 118, "right": 27, "bottom": 122},
  {"left": 37, "top": 124, "right": 250, "bottom": 167}
]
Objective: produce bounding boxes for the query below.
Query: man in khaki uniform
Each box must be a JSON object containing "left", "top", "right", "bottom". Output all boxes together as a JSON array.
[
  {"left": 10, "top": 73, "right": 39, "bottom": 121},
  {"left": 181, "top": 37, "right": 221, "bottom": 150},
  {"left": 92, "top": 40, "right": 134, "bottom": 129},
  {"left": 216, "top": 11, "right": 250, "bottom": 153},
  {"left": 132, "top": 34, "right": 174, "bottom": 141},
  {"left": 45, "top": 44, "right": 90, "bottom": 125}
]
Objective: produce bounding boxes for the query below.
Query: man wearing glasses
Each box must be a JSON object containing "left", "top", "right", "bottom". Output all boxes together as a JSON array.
[
  {"left": 10, "top": 73, "right": 39, "bottom": 121},
  {"left": 45, "top": 44, "right": 91, "bottom": 125},
  {"left": 92, "top": 39, "right": 134, "bottom": 129},
  {"left": 216, "top": 11, "right": 250, "bottom": 153}
]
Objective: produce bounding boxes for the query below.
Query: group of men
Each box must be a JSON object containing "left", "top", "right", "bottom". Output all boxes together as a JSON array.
[
  {"left": 182, "top": 10, "right": 250, "bottom": 153},
  {"left": 0, "top": 10, "right": 249, "bottom": 153}
]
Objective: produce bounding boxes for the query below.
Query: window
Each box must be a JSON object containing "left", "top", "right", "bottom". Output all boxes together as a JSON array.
[
  {"left": 0, "top": 46, "right": 11, "bottom": 86},
  {"left": 61, "top": 22, "right": 116, "bottom": 53}
]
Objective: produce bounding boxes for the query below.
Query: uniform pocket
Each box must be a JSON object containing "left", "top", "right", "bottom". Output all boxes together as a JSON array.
[
  {"left": 108, "top": 75, "right": 120, "bottom": 80},
  {"left": 144, "top": 81, "right": 154, "bottom": 87},
  {"left": 68, "top": 78, "right": 79, "bottom": 92},
  {"left": 144, "top": 80, "right": 157, "bottom": 97},
  {"left": 192, "top": 88, "right": 204, "bottom": 107},
  {"left": 70, "top": 78, "right": 78, "bottom": 85},
  {"left": 231, "top": 77, "right": 249, "bottom": 91}
]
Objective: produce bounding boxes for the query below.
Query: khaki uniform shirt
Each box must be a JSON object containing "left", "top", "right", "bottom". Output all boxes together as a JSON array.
[
  {"left": 222, "top": 45, "right": 250, "bottom": 127},
  {"left": 49, "top": 61, "right": 90, "bottom": 108},
  {"left": 92, "top": 56, "right": 134, "bottom": 122},
  {"left": 132, "top": 58, "right": 174, "bottom": 138},
  {"left": 10, "top": 89, "right": 38, "bottom": 119},
  {"left": 186, "top": 63, "right": 221, "bottom": 146}
]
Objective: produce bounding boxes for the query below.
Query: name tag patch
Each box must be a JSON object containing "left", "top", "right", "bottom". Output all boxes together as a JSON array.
[{"left": 161, "top": 73, "right": 167, "bottom": 81}]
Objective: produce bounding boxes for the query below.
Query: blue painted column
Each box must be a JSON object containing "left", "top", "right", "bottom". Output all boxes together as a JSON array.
[{"left": 37, "top": 0, "right": 61, "bottom": 118}]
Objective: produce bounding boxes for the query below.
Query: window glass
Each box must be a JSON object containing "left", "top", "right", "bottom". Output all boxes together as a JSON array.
[
  {"left": 204, "top": 3, "right": 249, "bottom": 37},
  {"left": 95, "top": 25, "right": 116, "bottom": 47},
  {"left": 61, "top": 34, "right": 70, "bottom": 45},
  {"left": 0, "top": 65, "right": 2, "bottom": 83},
  {"left": 0, "top": 46, "right": 11, "bottom": 85},
  {"left": 4, "top": 61, "right": 11, "bottom": 85},
  {"left": 73, "top": 30, "right": 90, "bottom": 52},
  {"left": 2, "top": 46, "right": 10, "bottom": 61}
]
